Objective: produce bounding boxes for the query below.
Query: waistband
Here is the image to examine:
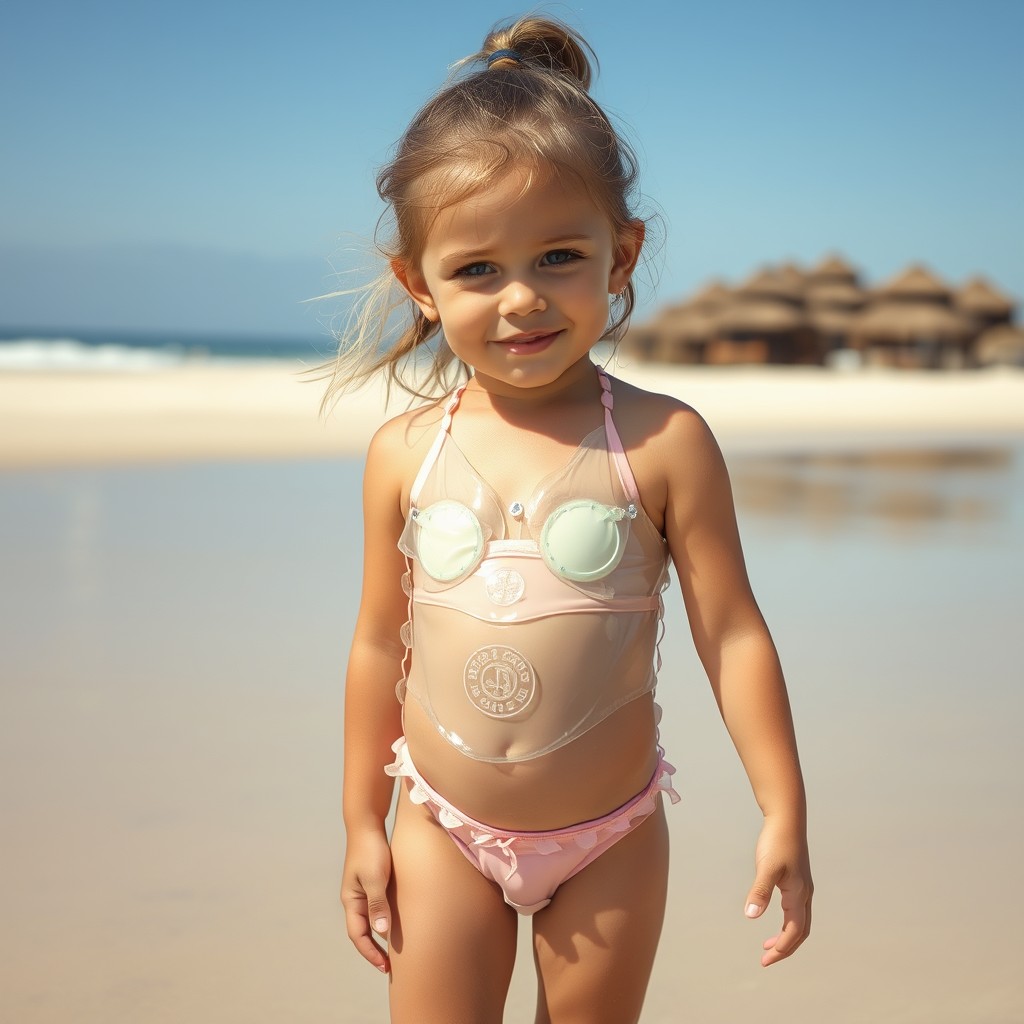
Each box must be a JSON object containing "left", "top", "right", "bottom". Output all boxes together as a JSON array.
[{"left": 384, "top": 735, "right": 681, "bottom": 842}]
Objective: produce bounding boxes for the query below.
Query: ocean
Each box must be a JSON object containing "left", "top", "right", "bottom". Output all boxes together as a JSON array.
[{"left": 0, "top": 326, "right": 334, "bottom": 370}]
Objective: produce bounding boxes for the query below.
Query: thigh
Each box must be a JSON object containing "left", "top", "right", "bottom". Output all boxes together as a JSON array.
[
  {"left": 531, "top": 802, "right": 670, "bottom": 1024},
  {"left": 387, "top": 783, "right": 519, "bottom": 1024}
]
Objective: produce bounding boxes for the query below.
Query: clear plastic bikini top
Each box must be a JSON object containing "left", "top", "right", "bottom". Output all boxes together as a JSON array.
[{"left": 396, "top": 367, "right": 670, "bottom": 763}]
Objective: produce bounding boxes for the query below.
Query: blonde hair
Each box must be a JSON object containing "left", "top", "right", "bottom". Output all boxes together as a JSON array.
[{"left": 313, "top": 15, "right": 644, "bottom": 414}]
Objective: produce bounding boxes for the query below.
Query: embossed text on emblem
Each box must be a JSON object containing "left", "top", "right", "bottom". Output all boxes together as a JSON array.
[{"left": 464, "top": 644, "right": 536, "bottom": 718}]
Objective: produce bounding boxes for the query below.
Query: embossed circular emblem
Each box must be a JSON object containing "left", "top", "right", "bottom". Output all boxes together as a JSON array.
[
  {"left": 464, "top": 645, "right": 536, "bottom": 718},
  {"left": 485, "top": 569, "right": 526, "bottom": 606}
]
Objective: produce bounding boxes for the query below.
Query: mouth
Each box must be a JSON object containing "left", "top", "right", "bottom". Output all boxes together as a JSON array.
[{"left": 494, "top": 330, "right": 562, "bottom": 355}]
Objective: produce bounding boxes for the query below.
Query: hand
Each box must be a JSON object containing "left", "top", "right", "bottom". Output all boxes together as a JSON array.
[
  {"left": 341, "top": 828, "right": 393, "bottom": 974},
  {"left": 743, "top": 817, "right": 813, "bottom": 967}
]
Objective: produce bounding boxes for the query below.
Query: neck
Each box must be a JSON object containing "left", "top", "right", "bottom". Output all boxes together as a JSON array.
[{"left": 466, "top": 356, "right": 601, "bottom": 409}]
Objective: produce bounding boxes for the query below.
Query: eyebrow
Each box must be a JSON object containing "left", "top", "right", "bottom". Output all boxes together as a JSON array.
[{"left": 437, "top": 235, "right": 594, "bottom": 270}]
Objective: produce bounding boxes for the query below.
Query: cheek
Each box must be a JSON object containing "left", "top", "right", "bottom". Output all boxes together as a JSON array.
[
  {"left": 563, "top": 275, "right": 611, "bottom": 315},
  {"left": 437, "top": 292, "right": 493, "bottom": 330}
]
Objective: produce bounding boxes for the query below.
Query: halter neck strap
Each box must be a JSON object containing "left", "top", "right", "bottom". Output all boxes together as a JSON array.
[
  {"left": 597, "top": 368, "right": 640, "bottom": 504},
  {"left": 409, "top": 382, "right": 468, "bottom": 504},
  {"left": 410, "top": 368, "right": 639, "bottom": 506}
]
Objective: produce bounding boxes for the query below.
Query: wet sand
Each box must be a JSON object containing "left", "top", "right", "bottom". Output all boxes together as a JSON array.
[{"left": 1, "top": 368, "right": 1023, "bottom": 1022}]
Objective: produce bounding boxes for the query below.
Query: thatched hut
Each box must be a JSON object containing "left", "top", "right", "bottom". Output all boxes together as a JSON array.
[
  {"left": 804, "top": 254, "right": 868, "bottom": 355},
  {"left": 807, "top": 253, "right": 859, "bottom": 287},
  {"left": 849, "top": 264, "right": 974, "bottom": 368},
  {"left": 622, "top": 281, "right": 729, "bottom": 364},
  {"left": 708, "top": 266, "right": 818, "bottom": 364},
  {"left": 624, "top": 255, "right": 1018, "bottom": 371},
  {"left": 975, "top": 323, "right": 1024, "bottom": 367},
  {"left": 954, "top": 276, "right": 1016, "bottom": 332}
]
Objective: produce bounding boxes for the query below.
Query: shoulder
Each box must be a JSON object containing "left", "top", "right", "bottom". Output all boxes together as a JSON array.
[
  {"left": 368, "top": 399, "right": 444, "bottom": 458},
  {"left": 607, "top": 373, "right": 720, "bottom": 465},
  {"left": 365, "top": 396, "right": 449, "bottom": 507},
  {"left": 604, "top": 372, "right": 725, "bottom": 528}
]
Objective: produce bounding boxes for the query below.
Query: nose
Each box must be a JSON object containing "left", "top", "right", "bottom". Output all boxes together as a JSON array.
[{"left": 497, "top": 277, "right": 546, "bottom": 318}]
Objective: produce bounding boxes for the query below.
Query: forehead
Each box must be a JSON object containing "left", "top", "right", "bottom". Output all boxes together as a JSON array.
[{"left": 421, "top": 169, "right": 614, "bottom": 254}]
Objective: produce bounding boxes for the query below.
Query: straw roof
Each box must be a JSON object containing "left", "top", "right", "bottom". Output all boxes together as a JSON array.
[
  {"left": 627, "top": 278, "right": 733, "bottom": 349},
  {"left": 736, "top": 267, "right": 803, "bottom": 303},
  {"left": 643, "top": 280, "right": 731, "bottom": 324},
  {"left": 807, "top": 306, "right": 859, "bottom": 335},
  {"left": 776, "top": 262, "right": 807, "bottom": 293},
  {"left": 715, "top": 299, "right": 807, "bottom": 334},
  {"left": 808, "top": 253, "right": 859, "bottom": 285},
  {"left": 850, "top": 301, "right": 973, "bottom": 344},
  {"left": 684, "top": 280, "right": 733, "bottom": 308},
  {"left": 876, "top": 263, "right": 952, "bottom": 302},
  {"left": 654, "top": 305, "right": 719, "bottom": 342},
  {"left": 805, "top": 281, "right": 867, "bottom": 309},
  {"left": 954, "top": 276, "right": 1016, "bottom": 318}
]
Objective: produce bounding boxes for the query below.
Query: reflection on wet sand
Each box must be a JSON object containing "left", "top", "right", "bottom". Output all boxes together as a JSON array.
[{"left": 730, "top": 446, "right": 1014, "bottom": 531}]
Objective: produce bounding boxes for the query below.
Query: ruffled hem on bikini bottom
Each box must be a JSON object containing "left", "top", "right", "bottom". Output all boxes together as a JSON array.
[{"left": 384, "top": 734, "right": 681, "bottom": 913}]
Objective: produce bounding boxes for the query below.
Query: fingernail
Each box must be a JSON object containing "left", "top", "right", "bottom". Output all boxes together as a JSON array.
[
  {"left": 745, "top": 904, "right": 761, "bottom": 918},
  {"left": 374, "top": 917, "right": 388, "bottom": 934},
  {"left": 377, "top": 963, "right": 388, "bottom": 974}
]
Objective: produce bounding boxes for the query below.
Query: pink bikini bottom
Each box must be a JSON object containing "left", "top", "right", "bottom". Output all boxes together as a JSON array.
[{"left": 385, "top": 736, "right": 680, "bottom": 915}]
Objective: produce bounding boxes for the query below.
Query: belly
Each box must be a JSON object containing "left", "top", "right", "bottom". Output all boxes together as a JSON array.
[
  {"left": 406, "top": 603, "right": 661, "bottom": 762},
  {"left": 402, "top": 694, "right": 660, "bottom": 831}
]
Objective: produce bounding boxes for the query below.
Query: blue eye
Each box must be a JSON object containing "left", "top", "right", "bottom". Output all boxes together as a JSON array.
[
  {"left": 455, "top": 262, "right": 493, "bottom": 278},
  {"left": 542, "top": 249, "right": 583, "bottom": 267}
]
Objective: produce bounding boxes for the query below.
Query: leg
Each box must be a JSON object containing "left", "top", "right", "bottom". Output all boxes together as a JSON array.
[
  {"left": 531, "top": 802, "right": 669, "bottom": 1024},
  {"left": 387, "top": 783, "right": 519, "bottom": 1024}
]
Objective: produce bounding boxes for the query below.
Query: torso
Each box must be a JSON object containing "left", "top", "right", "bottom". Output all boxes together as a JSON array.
[{"left": 393, "top": 366, "right": 673, "bottom": 830}]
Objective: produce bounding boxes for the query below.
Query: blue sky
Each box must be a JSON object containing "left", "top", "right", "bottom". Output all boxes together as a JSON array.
[{"left": 1, "top": 0, "right": 1021, "bottom": 335}]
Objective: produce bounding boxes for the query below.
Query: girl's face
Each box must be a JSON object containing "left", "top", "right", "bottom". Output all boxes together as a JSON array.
[{"left": 395, "top": 169, "right": 642, "bottom": 394}]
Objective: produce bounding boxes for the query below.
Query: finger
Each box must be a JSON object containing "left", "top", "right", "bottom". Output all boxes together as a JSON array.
[
  {"left": 344, "top": 903, "right": 391, "bottom": 973},
  {"left": 760, "top": 895, "right": 811, "bottom": 967},
  {"left": 744, "top": 866, "right": 780, "bottom": 919},
  {"left": 341, "top": 876, "right": 393, "bottom": 973},
  {"left": 365, "top": 890, "right": 392, "bottom": 943}
]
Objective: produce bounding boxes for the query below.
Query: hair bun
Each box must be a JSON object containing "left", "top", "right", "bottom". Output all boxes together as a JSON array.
[{"left": 481, "top": 16, "right": 596, "bottom": 91}]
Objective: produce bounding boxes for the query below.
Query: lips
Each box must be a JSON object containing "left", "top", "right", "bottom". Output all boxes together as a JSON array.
[{"left": 495, "top": 330, "right": 562, "bottom": 355}]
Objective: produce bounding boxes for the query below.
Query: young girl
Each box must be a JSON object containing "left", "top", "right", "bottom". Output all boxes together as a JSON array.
[{"left": 332, "top": 16, "right": 812, "bottom": 1023}]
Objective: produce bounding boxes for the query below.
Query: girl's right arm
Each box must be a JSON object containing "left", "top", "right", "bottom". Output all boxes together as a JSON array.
[{"left": 341, "top": 420, "right": 411, "bottom": 974}]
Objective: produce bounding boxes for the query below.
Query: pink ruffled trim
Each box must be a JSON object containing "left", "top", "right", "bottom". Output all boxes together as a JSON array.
[{"left": 384, "top": 736, "right": 680, "bottom": 881}]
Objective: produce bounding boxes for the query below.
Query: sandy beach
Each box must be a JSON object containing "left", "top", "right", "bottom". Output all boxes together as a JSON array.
[
  {"left": 2, "top": 360, "right": 1024, "bottom": 468},
  {"left": 2, "top": 362, "right": 1023, "bottom": 1023}
]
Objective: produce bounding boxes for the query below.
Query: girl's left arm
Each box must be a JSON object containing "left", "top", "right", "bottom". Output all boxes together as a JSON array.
[{"left": 660, "top": 406, "right": 813, "bottom": 967}]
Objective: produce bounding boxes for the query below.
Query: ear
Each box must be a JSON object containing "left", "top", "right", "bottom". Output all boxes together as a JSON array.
[
  {"left": 608, "top": 219, "right": 645, "bottom": 295},
  {"left": 391, "top": 259, "right": 439, "bottom": 322}
]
